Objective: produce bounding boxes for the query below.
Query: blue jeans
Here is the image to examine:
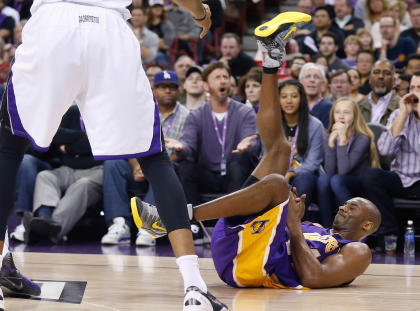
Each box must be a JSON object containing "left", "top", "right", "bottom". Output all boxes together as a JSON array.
[
  {"left": 15, "top": 154, "right": 52, "bottom": 214},
  {"left": 317, "top": 173, "right": 364, "bottom": 227},
  {"left": 291, "top": 171, "right": 318, "bottom": 206},
  {"left": 102, "top": 160, "right": 148, "bottom": 227}
]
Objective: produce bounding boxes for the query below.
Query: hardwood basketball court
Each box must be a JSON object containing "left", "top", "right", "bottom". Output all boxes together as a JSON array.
[{"left": 4, "top": 252, "right": 420, "bottom": 310}]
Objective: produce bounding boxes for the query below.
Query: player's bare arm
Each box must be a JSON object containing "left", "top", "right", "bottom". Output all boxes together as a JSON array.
[
  {"left": 287, "top": 191, "right": 372, "bottom": 288},
  {"left": 171, "top": 0, "right": 211, "bottom": 38}
]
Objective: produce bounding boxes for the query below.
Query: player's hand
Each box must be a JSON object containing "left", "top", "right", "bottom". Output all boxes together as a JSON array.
[
  {"left": 133, "top": 167, "right": 145, "bottom": 182},
  {"left": 232, "top": 135, "right": 258, "bottom": 153},
  {"left": 287, "top": 187, "right": 306, "bottom": 227},
  {"left": 165, "top": 138, "right": 183, "bottom": 151},
  {"left": 195, "top": 4, "right": 211, "bottom": 39}
]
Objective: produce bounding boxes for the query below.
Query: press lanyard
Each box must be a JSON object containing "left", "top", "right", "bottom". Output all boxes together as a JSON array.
[
  {"left": 337, "top": 135, "right": 353, "bottom": 153},
  {"left": 372, "top": 99, "right": 390, "bottom": 123},
  {"left": 163, "top": 113, "right": 177, "bottom": 137},
  {"left": 288, "top": 125, "right": 299, "bottom": 169},
  {"left": 213, "top": 113, "right": 228, "bottom": 176}
]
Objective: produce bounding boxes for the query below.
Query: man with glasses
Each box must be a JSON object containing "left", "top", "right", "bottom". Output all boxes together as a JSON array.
[
  {"left": 299, "top": 62, "right": 333, "bottom": 128},
  {"left": 378, "top": 16, "right": 417, "bottom": 69}
]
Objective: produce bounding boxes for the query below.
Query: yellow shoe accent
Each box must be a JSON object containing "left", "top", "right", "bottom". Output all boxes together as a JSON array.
[
  {"left": 131, "top": 197, "right": 143, "bottom": 229},
  {"left": 152, "top": 221, "right": 166, "bottom": 232},
  {"left": 255, "top": 12, "right": 311, "bottom": 41}
]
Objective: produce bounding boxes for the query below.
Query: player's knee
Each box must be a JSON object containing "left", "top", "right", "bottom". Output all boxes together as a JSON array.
[{"left": 260, "top": 173, "right": 288, "bottom": 199}]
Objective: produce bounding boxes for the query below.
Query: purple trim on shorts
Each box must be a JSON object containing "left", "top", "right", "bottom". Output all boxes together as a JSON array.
[
  {"left": 93, "top": 100, "right": 162, "bottom": 160},
  {"left": 6, "top": 68, "right": 49, "bottom": 152}
]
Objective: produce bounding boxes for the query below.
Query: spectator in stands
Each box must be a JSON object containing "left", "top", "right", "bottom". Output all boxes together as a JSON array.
[
  {"left": 146, "top": 0, "right": 175, "bottom": 68},
  {"left": 299, "top": 62, "right": 333, "bottom": 128},
  {"left": 401, "top": 4, "right": 420, "bottom": 44},
  {"left": 343, "top": 35, "right": 362, "bottom": 68},
  {"left": 279, "top": 80, "right": 324, "bottom": 211},
  {"left": 238, "top": 67, "right": 262, "bottom": 113},
  {"left": 101, "top": 70, "right": 189, "bottom": 246},
  {"left": 394, "top": 73, "right": 411, "bottom": 97},
  {"left": 319, "top": 32, "right": 350, "bottom": 73},
  {"left": 294, "top": 0, "right": 316, "bottom": 39},
  {"left": 378, "top": 15, "right": 417, "bottom": 69},
  {"left": 347, "top": 68, "right": 365, "bottom": 102},
  {"left": 333, "top": 0, "right": 365, "bottom": 36},
  {"left": 167, "top": 3, "right": 201, "bottom": 59},
  {"left": 358, "top": 59, "right": 400, "bottom": 125},
  {"left": 0, "top": 0, "right": 15, "bottom": 42},
  {"left": 363, "top": 72, "right": 420, "bottom": 249},
  {"left": 301, "top": 6, "right": 346, "bottom": 58},
  {"left": 23, "top": 106, "right": 104, "bottom": 244},
  {"left": 317, "top": 97, "right": 380, "bottom": 227},
  {"left": 13, "top": 19, "right": 26, "bottom": 46},
  {"left": 364, "top": 0, "right": 389, "bottom": 48},
  {"left": 356, "top": 28, "right": 376, "bottom": 52},
  {"left": 388, "top": 1, "right": 411, "bottom": 33},
  {"left": 218, "top": 33, "right": 257, "bottom": 82},
  {"left": 130, "top": 6, "right": 159, "bottom": 65},
  {"left": 174, "top": 54, "right": 195, "bottom": 102},
  {"left": 9, "top": 146, "right": 61, "bottom": 242},
  {"left": 405, "top": 54, "right": 420, "bottom": 74},
  {"left": 329, "top": 69, "right": 352, "bottom": 102},
  {"left": 145, "top": 64, "right": 163, "bottom": 87},
  {"left": 165, "top": 62, "right": 260, "bottom": 206},
  {"left": 289, "top": 55, "right": 307, "bottom": 80},
  {"left": 183, "top": 66, "right": 205, "bottom": 110},
  {"left": 356, "top": 50, "right": 375, "bottom": 95},
  {"left": 8, "top": 0, "right": 32, "bottom": 20}
]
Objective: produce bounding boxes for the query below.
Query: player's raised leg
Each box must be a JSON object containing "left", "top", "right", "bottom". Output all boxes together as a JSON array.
[{"left": 131, "top": 11, "right": 311, "bottom": 233}]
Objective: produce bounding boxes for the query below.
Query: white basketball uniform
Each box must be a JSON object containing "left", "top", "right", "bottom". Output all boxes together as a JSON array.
[{"left": 3, "top": 0, "right": 162, "bottom": 160}]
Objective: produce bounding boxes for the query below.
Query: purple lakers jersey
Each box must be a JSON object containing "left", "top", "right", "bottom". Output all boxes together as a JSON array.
[{"left": 211, "top": 201, "right": 355, "bottom": 289}]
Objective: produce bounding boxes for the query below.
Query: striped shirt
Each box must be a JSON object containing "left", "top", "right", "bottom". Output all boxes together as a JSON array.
[
  {"left": 377, "top": 110, "right": 420, "bottom": 187},
  {"left": 160, "top": 103, "right": 189, "bottom": 156}
]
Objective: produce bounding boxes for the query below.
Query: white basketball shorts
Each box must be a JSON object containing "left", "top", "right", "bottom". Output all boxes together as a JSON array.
[{"left": 4, "top": 2, "right": 162, "bottom": 159}]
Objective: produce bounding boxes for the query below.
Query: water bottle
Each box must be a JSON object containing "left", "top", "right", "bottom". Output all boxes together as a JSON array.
[{"left": 404, "top": 220, "right": 415, "bottom": 257}]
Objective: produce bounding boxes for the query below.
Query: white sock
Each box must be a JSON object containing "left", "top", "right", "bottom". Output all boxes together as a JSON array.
[{"left": 176, "top": 255, "right": 207, "bottom": 293}]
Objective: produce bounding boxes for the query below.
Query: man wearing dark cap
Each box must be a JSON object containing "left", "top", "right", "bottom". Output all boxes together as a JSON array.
[
  {"left": 184, "top": 66, "right": 205, "bottom": 110},
  {"left": 101, "top": 70, "right": 190, "bottom": 247}
]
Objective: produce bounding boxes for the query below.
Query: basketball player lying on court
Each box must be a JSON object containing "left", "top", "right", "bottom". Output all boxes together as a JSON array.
[{"left": 131, "top": 12, "right": 382, "bottom": 290}]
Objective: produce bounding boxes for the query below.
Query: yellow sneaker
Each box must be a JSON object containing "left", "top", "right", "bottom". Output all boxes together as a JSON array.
[
  {"left": 255, "top": 12, "right": 311, "bottom": 44},
  {"left": 255, "top": 12, "right": 311, "bottom": 68},
  {"left": 130, "top": 197, "right": 167, "bottom": 238}
]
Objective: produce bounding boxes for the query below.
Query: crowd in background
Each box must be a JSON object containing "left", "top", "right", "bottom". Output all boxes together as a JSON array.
[{"left": 2, "top": 0, "right": 419, "bottom": 253}]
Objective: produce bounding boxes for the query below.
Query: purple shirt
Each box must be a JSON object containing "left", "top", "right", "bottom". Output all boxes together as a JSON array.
[
  {"left": 177, "top": 99, "right": 259, "bottom": 171},
  {"left": 378, "top": 110, "right": 420, "bottom": 187}
]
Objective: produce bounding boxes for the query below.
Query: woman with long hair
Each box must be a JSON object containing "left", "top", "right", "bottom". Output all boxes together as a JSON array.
[
  {"left": 317, "top": 97, "right": 381, "bottom": 227},
  {"left": 279, "top": 79, "right": 324, "bottom": 210},
  {"left": 238, "top": 67, "right": 262, "bottom": 113},
  {"left": 347, "top": 68, "right": 365, "bottom": 103},
  {"left": 146, "top": 0, "right": 175, "bottom": 68},
  {"left": 356, "top": 28, "right": 375, "bottom": 52}
]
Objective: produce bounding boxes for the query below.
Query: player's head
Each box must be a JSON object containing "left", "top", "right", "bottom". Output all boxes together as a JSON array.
[{"left": 332, "top": 197, "right": 381, "bottom": 240}]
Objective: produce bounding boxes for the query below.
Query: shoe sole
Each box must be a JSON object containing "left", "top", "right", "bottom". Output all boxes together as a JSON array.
[{"left": 254, "top": 12, "right": 311, "bottom": 43}]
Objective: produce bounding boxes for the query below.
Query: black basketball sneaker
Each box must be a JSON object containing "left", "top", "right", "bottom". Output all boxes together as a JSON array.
[
  {"left": 0, "top": 252, "right": 41, "bottom": 296},
  {"left": 184, "top": 286, "right": 228, "bottom": 311}
]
